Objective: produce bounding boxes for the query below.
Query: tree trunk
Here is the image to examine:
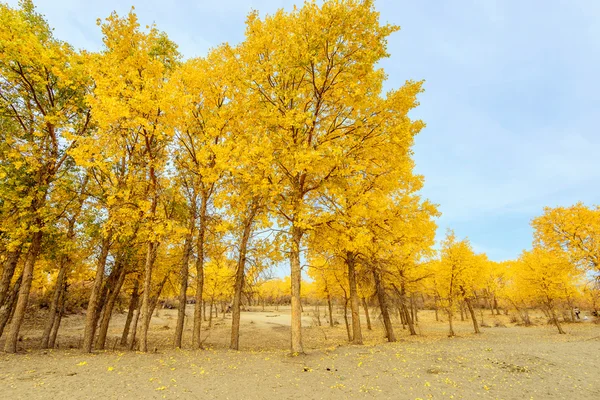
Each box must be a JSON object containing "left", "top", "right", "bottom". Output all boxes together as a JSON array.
[
  {"left": 447, "top": 309, "right": 455, "bottom": 337},
  {"left": 41, "top": 256, "right": 68, "bottom": 348},
  {"left": 82, "top": 234, "right": 111, "bottom": 353},
  {"left": 373, "top": 267, "right": 395, "bottom": 342},
  {"left": 392, "top": 284, "right": 415, "bottom": 335},
  {"left": 4, "top": 230, "right": 43, "bottom": 353},
  {"left": 493, "top": 297, "right": 500, "bottom": 315},
  {"left": 129, "top": 300, "right": 142, "bottom": 350},
  {"left": 230, "top": 209, "right": 255, "bottom": 350},
  {"left": 139, "top": 239, "right": 158, "bottom": 352},
  {"left": 0, "top": 272, "right": 22, "bottom": 339},
  {"left": 290, "top": 226, "right": 304, "bottom": 354},
  {"left": 49, "top": 281, "right": 67, "bottom": 349},
  {"left": 398, "top": 303, "right": 406, "bottom": 328},
  {"left": 346, "top": 252, "right": 362, "bottom": 344},
  {"left": 148, "top": 273, "right": 169, "bottom": 321},
  {"left": 411, "top": 294, "right": 418, "bottom": 324},
  {"left": 327, "top": 293, "right": 334, "bottom": 327},
  {"left": 465, "top": 297, "right": 480, "bottom": 334},
  {"left": 343, "top": 297, "right": 352, "bottom": 341},
  {"left": 549, "top": 306, "right": 565, "bottom": 334},
  {"left": 96, "top": 266, "right": 127, "bottom": 350},
  {"left": 174, "top": 232, "right": 192, "bottom": 348},
  {"left": 315, "top": 303, "right": 321, "bottom": 326},
  {"left": 192, "top": 197, "right": 208, "bottom": 349},
  {"left": 121, "top": 278, "right": 140, "bottom": 346},
  {"left": 0, "top": 247, "right": 21, "bottom": 307},
  {"left": 401, "top": 300, "right": 416, "bottom": 335},
  {"left": 362, "top": 297, "right": 372, "bottom": 330}
]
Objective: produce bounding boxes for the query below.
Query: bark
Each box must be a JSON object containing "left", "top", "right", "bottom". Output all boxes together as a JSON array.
[
  {"left": 148, "top": 272, "right": 169, "bottom": 320},
  {"left": 392, "top": 284, "right": 415, "bottom": 335},
  {"left": 174, "top": 232, "right": 192, "bottom": 348},
  {"left": 411, "top": 295, "right": 418, "bottom": 324},
  {"left": 139, "top": 239, "right": 158, "bottom": 352},
  {"left": 95, "top": 266, "right": 127, "bottom": 350},
  {"left": 465, "top": 297, "right": 481, "bottom": 334},
  {"left": 327, "top": 293, "right": 334, "bottom": 327},
  {"left": 398, "top": 303, "right": 406, "bottom": 328},
  {"left": 373, "top": 267, "right": 395, "bottom": 342},
  {"left": 493, "top": 297, "right": 501, "bottom": 315},
  {"left": 549, "top": 306, "right": 565, "bottom": 334},
  {"left": 0, "top": 247, "right": 21, "bottom": 307},
  {"left": 121, "top": 278, "right": 140, "bottom": 346},
  {"left": 129, "top": 300, "right": 142, "bottom": 350},
  {"left": 192, "top": 197, "right": 208, "bottom": 349},
  {"left": 401, "top": 301, "right": 416, "bottom": 335},
  {"left": 315, "top": 303, "right": 321, "bottom": 326},
  {"left": 447, "top": 310, "right": 455, "bottom": 337},
  {"left": 343, "top": 297, "right": 352, "bottom": 341},
  {"left": 82, "top": 234, "right": 111, "bottom": 353},
  {"left": 362, "top": 297, "right": 372, "bottom": 330},
  {"left": 230, "top": 206, "right": 256, "bottom": 350},
  {"left": 4, "top": 230, "right": 43, "bottom": 353},
  {"left": 346, "top": 252, "right": 362, "bottom": 344},
  {"left": 0, "top": 272, "right": 22, "bottom": 339},
  {"left": 41, "top": 256, "right": 68, "bottom": 348},
  {"left": 290, "top": 226, "right": 304, "bottom": 354},
  {"left": 49, "top": 281, "right": 66, "bottom": 349}
]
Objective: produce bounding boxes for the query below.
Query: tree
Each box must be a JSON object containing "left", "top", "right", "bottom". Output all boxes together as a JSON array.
[
  {"left": 0, "top": 1, "right": 92, "bottom": 353},
  {"left": 514, "top": 248, "right": 580, "bottom": 334},
  {"left": 434, "top": 231, "right": 484, "bottom": 337},
  {"left": 82, "top": 10, "right": 179, "bottom": 352},
  {"left": 171, "top": 47, "right": 232, "bottom": 349},
  {"left": 532, "top": 203, "right": 600, "bottom": 274},
  {"left": 239, "top": 0, "right": 421, "bottom": 354}
]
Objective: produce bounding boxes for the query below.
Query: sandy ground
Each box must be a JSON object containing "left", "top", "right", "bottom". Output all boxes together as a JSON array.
[{"left": 0, "top": 307, "right": 598, "bottom": 399}]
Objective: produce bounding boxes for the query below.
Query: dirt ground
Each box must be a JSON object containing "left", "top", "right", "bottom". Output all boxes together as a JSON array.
[{"left": 0, "top": 306, "right": 598, "bottom": 399}]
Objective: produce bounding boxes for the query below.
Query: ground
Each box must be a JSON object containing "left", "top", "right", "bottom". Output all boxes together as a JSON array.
[{"left": 0, "top": 306, "right": 598, "bottom": 399}]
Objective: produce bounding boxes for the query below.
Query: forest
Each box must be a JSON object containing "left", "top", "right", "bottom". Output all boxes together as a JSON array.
[{"left": 1, "top": 0, "right": 599, "bottom": 362}]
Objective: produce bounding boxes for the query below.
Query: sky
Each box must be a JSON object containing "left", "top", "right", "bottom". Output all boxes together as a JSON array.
[{"left": 9, "top": 0, "right": 600, "bottom": 262}]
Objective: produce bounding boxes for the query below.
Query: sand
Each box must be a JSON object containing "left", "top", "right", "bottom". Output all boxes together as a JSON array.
[{"left": 0, "top": 307, "right": 598, "bottom": 399}]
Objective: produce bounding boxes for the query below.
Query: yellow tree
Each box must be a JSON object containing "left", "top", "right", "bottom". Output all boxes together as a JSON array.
[
  {"left": 434, "top": 230, "right": 484, "bottom": 336},
  {"left": 0, "top": 1, "right": 92, "bottom": 353},
  {"left": 240, "top": 0, "right": 422, "bottom": 354},
  {"left": 532, "top": 203, "right": 600, "bottom": 273},
  {"left": 514, "top": 248, "right": 581, "bottom": 334},
  {"left": 83, "top": 10, "right": 179, "bottom": 352},
  {"left": 482, "top": 260, "right": 509, "bottom": 316},
  {"left": 171, "top": 46, "right": 232, "bottom": 349}
]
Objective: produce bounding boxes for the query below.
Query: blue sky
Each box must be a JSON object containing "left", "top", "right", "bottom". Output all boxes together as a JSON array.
[{"left": 13, "top": 0, "right": 600, "bottom": 261}]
